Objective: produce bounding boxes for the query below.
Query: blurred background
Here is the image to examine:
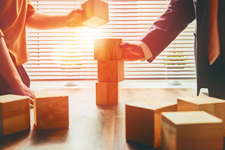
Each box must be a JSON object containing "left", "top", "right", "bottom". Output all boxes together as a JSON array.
[{"left": 26, "top": 0, "right": 196, "bottom": 91}]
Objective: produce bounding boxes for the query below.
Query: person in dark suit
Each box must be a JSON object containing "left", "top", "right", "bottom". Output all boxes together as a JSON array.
[{"left": 120, "top": 0, "right": 225, "bottom": 99}]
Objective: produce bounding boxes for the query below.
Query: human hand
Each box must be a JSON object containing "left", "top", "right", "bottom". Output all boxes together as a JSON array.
[
  {"left": 120, "top": 42, "right": 145, "bottom": 61},
  {"left": 66, "top": 9, "right": 84, "bottom": 27},
  {"left": 11, "top": 81, "right": 35, "bottom": 105}
]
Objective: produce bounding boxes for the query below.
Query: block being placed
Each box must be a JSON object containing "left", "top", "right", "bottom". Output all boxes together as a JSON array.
[
  {"left": 0, "top": 94, "right": 30, "bottom": 136},
  {"left": 161, "top": 111, "right": 223, "bottom": 150},
  {"left": 125, "top": 100, "right": 177, "bottom": 148},
  {"left": 98, "top": 60, "right": 124, "bottom": 82},
  {"left": 34, "top": 91, "right": 69, "bottom": 130},
  {"left": 177, "top": 96, "right": 225, "bottom": 136},
  {"left": 94, "top": 38, "right": 122, "bottom": 61},
  {"left": 81, "top": 0, "right": 109, "bottom": 28},
  {"left": 96, "top": 82, "right": 118, "bottom": 105}
]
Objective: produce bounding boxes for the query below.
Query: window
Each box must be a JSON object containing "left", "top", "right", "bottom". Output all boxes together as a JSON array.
[{"left": 25, "top": 0, "right": 196, "bottom": 80}]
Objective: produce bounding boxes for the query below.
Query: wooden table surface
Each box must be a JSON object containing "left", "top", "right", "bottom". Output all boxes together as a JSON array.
[{"left": 0, "top": 88, "right": 205, "bottom": 150}]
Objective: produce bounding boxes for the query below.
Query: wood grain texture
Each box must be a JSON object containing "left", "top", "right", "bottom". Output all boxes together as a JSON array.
[
  {"left": 126, "top": 100, "right": 177, "bottom": 148},
  {"left": 0, "top": 88, "right": 199, "bottom": 150},
  {"left": 98, "top": 60, "right": 124, "bottom": 82},
  {"left": 177, "top": 96, "right": 225, "bottom": 136},
  {"left": 0, "top": 95, "right": 30, "bottom": 136},
  {"left": 96, "top": 82, "right": 118, "bottom": 105},
  {"left": 34, "top": 91, "right": 69, "bottom": 130},
  {"left": 161, "top": 111, "right": 223, "bottom": 150},
  {"left": 81, "top": 0, "right": 109, "bottom": 28},
  {"left": 94, "top": 38, "right": 122, "bottom": 61}
]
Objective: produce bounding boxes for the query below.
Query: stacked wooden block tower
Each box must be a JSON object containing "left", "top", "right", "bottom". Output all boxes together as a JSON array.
[
  {"left": 94, "top": 38, "right": 124, "bottom": 105},
  {"left": 125, "top": 96, "right": 225, "bottom": 150}
]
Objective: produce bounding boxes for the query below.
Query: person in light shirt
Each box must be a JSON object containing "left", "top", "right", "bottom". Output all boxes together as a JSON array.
[
  {"left": 0, "top": 0, "right": 83, "bottom": 104},
  {"left": 120, "top": 0, "right": 225, "bottom": 100}
]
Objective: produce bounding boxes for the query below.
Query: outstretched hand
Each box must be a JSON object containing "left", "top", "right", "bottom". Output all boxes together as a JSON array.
[
  {"left": 120, "top": 42, "right": 145, "bottom": 61},
  {"left": 66, "top": 9, "right": 84, "bottom": 27}
]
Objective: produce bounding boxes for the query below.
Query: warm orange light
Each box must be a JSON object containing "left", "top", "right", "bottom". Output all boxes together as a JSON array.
[{"left": 74, "top": 27, "right": 107, "bottom": 43}]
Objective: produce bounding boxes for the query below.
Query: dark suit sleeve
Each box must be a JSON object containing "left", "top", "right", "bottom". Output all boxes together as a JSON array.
[{"left": 140, "top": 0, "right": 195, "bottom": 62}]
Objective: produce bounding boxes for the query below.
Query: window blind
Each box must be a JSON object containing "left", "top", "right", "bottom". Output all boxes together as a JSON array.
[{"left": 25, "top": 0, "right": 196, "bottom": 81}]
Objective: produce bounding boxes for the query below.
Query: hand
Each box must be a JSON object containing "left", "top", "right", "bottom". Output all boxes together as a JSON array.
[
  {"left": 120, "top": 42, "right": 145, "bottom": 61},
  {"left": 66, "top": 9, "right": 84, "bottom": 27},
  {"left": 11, "top": 81, "right": 35, "bottom": 105}
]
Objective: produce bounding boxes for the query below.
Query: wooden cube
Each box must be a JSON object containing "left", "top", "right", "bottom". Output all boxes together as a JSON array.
[
  {"left": 177, "top": 96, "right": 225, "bottom": 136},
  {"left": 161, "top": 111, "right": 223, "bottom": 150},
  {"left": 81, "top": 0, "right": 109, "bottom": 28},
  {"left": 34, "top": 91, "right": 69, "bottom": 130},
  {"left": 96, "top": 82, "right": 118, "bottom": 105},
  {"left": 98, "top": 60, "right": 124, "bottom": 82},
  {"left": 94, "top": 38, "right": 122, "bottom": 61},
  {"left": 125, "top": 100, "right": 177, "bottom": 148},
  {"left": 0, "top": 94, "right": 30, "bottom": 136}
]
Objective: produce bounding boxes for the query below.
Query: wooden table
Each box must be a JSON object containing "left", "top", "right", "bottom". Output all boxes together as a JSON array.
[{"left": 0, "top": 88, "right": 202, "bottom": 150}]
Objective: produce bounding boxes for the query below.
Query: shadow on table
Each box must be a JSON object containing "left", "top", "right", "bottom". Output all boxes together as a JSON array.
[
  {"left": 126, "top": 140, "right": 161, "bottom": 150},
  {"left": 30, "top": 125, "right": 69, "bottom": 145},
  {"left": 126, "top": 137, "right": 225, "bottom": 150},
  {"left": 0, "top": 129, "right": 30, "bottom": 149}
]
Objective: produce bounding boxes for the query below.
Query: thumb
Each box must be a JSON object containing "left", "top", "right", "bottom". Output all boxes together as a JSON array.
[{"left": 73, "top": 9, "right": 84, "bottom": 14}]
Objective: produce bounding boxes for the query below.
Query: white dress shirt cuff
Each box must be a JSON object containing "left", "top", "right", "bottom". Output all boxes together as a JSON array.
[
  {"left": 0, "top": 30, "right": 4, "bottom": 37},
  {"left": 136, "top": 41, "right": 152, "bottom": 61}
]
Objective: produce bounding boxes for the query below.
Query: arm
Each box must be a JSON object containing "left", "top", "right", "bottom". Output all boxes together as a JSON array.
[
  {"left": 26, "top": 9, "right": 84, "bottom": 30},
  {"left": 121, "top": 0, "right": 195, "bottom": 62},
  {"left": 0, "top": 36, "right": 34, "bottom": 100}
]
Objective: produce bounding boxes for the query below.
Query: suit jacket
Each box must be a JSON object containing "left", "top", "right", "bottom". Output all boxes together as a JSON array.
[{"left": 140, "top": 0, "right": 225, "bottom": 95}]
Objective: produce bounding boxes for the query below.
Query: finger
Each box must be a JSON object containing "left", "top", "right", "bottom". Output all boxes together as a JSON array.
[
  {"left": 120, "top": 42, "right": 131, "bottom": 49},
  {"left": 121, "top": 42, "right": 143, "bottom": 57},
  {"left": 74, "top": 9, "right": 84, "bottom": 14},
  {"left": 30, "top": 98, "right": 34, "bottom": 105},
  {"left": 70, "top": 17, "right": 82, "bottom": 27},
  {"left": 123, "top": 49, "right": 142, "bottom": 61}
]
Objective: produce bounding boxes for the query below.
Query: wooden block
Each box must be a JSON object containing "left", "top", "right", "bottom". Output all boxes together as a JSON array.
[
  {"left": 81, "top": 0, "right": 109, "bottom": 28},
  {"left": 0, "top": 94, "right": 30, "bottom": 136},
  {"left": 98, "top": 60, "right": 124, "bottom": 82},
  {"left": 161, "top": 111, "right": 223, "bottom": 150},
  {"left": 34, "top": 91, "right": 69, "bottom": 130},
  {"left": 94, "top": 38, "right": 122, "bottom": 61},
  {"left": 125, "top": 100, "right": 177, "bottom": 148},
  {"left": 177, "top": 96, "right": 225, "bottom": 136},
  {"left": 96, "top": 82, "right": 118, "bottom": 105}
]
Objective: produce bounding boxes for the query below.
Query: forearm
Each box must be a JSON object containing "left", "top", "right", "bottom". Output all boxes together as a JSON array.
[
  {"left": 141, "top": 0, "right": 195, "bottom": 62},
  {"left": 26, "top": 9, "right": 83, "bottom": 30},
  {"left": 0, "top": 37, "right": 22, "bottom": 88},
  {"left": 26, "top": 12, "right": 68, "bottom": 30}
]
